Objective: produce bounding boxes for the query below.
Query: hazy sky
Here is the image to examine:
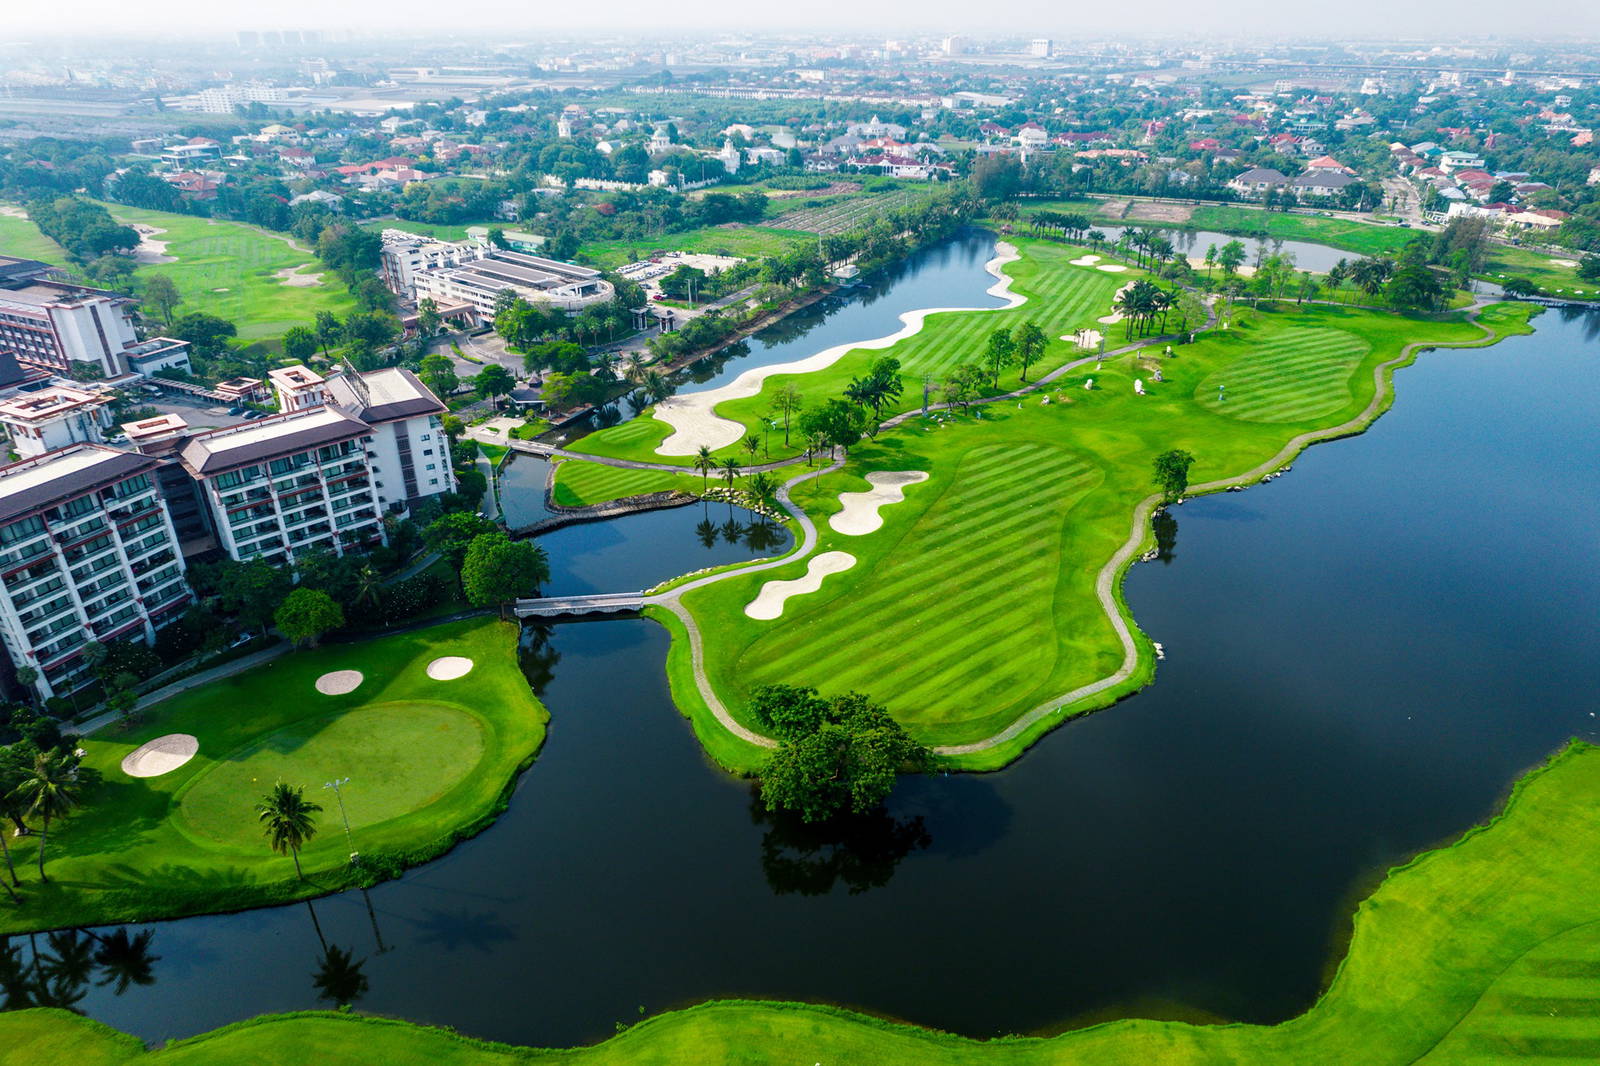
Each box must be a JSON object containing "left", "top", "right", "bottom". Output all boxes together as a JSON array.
[{"left": 9, "top": 0, "right": 1600, "bottom": 39}]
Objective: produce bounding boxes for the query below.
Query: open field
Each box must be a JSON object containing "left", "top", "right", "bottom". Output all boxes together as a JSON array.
[
  {"left": 0, "top": 617, "right": 544, "bottom": 936},
  {"left": 568, "top": 238, "right": 1133, "bottom": 467},
  {"left": 771, "top": 186, "right": 936, "bottom": 234},
  {"left": 7, "top": 737, "right": 1599, "bottom": 1065},
  {"left": 1480, "top": 243, "right": 1598, "bottom": 299},
  {"left": 577, "top": 224, "right": 812, "bottom": 270},
  {"left": 0, "top": 209, "right": 70, "bottom": 266},
  {"left": 550, "top": 459, "right": 704, "bottom": 507},
  {"left": 1187, "top": 205, "right": 1420, "bottom": 258},
  {"left": 95, "top": 202, "right": 358, "bottom": 342}
]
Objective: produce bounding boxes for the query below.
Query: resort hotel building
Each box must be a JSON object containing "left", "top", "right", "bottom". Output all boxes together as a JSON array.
[{"left": 0, "top": 362, "right": 454, "bottom": 699}]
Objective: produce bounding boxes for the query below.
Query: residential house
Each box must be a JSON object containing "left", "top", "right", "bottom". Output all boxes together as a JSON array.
[{"left": 1227, "top": 167, "right": 1289, "bottom": 197}]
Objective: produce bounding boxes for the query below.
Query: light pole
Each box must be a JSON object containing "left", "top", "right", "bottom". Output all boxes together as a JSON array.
[{"left": 324, "top": 777, "right": 358, "bottom": 866}]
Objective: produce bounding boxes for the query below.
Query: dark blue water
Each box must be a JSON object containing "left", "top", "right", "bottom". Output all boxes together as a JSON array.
[
  {"left": 21, "top": 311, "right": 1600, "bottom": 1049},
  {"left": 682, "top": 227, "right": 1007, "bottom": 394}
]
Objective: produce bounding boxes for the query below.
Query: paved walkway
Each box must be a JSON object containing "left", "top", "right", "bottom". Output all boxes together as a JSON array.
[{"left": 77, "top": 642, "right": 291, "bottom": 736}]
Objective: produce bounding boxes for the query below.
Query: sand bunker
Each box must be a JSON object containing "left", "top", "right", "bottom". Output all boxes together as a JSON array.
[
  {"left": 0, "top": 205, "right": 28, "bottom": 220},
  {"left": 1070, "top": 254, "right": 1102, "bottom": 266},
  {"left": 1098, "top": 282, "right": 1135, "bottom": 325},
  {"left": 315, "top": 670, "right": 364, "bottom": 695},
  {"left": 427, "top": 656, "right": 474, "bottom": 681},
  {"left": 130, "top": 224, "right": 175, "bottom": 264},
  {"left": 275, "top": 265, "right": 325, "bottom": 287},
  {"left": 1067, "top": 329, "right": 1105, "bottom": 349},
  {"left": 745, "top": 552, "right": 857, "bottom": 620},
  {"left": 653, "top": 244, "right": 1025, "bottom": 456},
  {"left": 1550, "top": 258, "right": 1579, "bottom": 268},
  {"left": 1097, "top": 264, "right": 1129, "bottom": 273},
  {"left": 121, "top": 734, "right": 198, "bottom": 778},
  {"left": 829, "top": 471, "right": 928, "bottom": 536}
]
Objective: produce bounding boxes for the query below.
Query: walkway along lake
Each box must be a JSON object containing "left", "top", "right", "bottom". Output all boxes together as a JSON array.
[{"left": 21, "top": 305, "right": 1600, "bottom": 1046}]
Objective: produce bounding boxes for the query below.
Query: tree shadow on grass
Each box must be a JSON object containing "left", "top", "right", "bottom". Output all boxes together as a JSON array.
[{"left": 87, "top": 861, "right": 260, "bottom": 893}]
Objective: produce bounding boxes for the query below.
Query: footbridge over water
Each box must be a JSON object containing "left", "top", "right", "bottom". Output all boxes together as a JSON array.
[{"left": 513, "top": 592, "right": 650, "bottom": 618}]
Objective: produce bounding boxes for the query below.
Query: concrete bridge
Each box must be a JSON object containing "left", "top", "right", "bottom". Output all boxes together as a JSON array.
[{"left": 513, "top": 592, "right": 648, "bottom": 618}]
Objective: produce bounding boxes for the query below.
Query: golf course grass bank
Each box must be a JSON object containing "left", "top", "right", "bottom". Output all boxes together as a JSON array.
[
  {"left": 6, "top": 738, "right": 1597, "bottom": 1065},
  {"left": 562, "top": 239, "right": 1535, "bottom": 768},
  {"left": 0, "top": 617, "right": 545, "bottom": 936}
]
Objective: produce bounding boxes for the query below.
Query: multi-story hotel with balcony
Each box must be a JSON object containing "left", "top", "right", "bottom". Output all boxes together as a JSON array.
[
  {"left": 178, "top": 407, "right": 386, "bottom": 567},
  {"left": 0, "top": 444, "right": 191, "bottom": 698}
]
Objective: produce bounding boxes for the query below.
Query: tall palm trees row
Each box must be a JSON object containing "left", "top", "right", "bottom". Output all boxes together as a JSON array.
[{"left": 1113, "top": 280, "right": 1179, "bottom": 340}]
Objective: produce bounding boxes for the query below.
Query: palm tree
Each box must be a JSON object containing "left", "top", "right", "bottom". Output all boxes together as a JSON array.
[
  {"left": 742, "top": 434, "right": 760, "bottom": 465},
  {"left": 11, "top": 751, "right": 87, "bottom": 883},
  {"left": 747, "top": 471, "right": 779, "bottom": 515},
  {"left": 256, "top": 783, "right": 322, "bottom": 881},
  {"left": 720, "top": 457, "right": 742, "bottom": 491},
  {"left": 353, "top": 564, "right": 382, "bottom": 614},
  {"left": 693, "top": 445, "right": 716, "bottom": 491},
  {"left": 1203, "top": 244, "right": 1217, "bottom": 282}
]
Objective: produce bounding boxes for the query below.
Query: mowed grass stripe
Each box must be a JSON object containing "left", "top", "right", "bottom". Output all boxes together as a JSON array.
[
  {"left": 742, "top": 445, "right": 1097, "bottom": 730},
  {"left": 1198, "top": 327, "right": 1371, "bottom": 423}
]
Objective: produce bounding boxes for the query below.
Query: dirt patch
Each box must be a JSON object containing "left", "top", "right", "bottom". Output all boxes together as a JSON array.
[
  {"left": 274, "top": 265, "right": 325, "bottom": 287},
  {"left": 0, "top": 205, "right": 27, "bottom": 220},
  {"left": 1124, "top": 201, "right": 1195, "bottom": 224},
  {"left": 1549, "top": 258, "right": 1580, "bottom": 268}
]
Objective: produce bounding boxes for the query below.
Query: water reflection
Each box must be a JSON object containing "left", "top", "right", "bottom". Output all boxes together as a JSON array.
[
  {"left": 751, "top": 793, "right": 931, "bottom": 897},
  {"left": 0, "top": 927, "right": 160, "bottom": 1010},
  {"left": 1152, "top": 511, "right": 1178, "bottom": 564},
  {"left": 312, "top": 944, "right": 369, "bottom": 1008}
]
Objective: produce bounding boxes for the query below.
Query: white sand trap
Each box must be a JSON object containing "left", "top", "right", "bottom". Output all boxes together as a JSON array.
[
  {"left": 1550, "top": 258, "right": 1579, "bottom": 268},
  {"left": 830, "top": 471, "right": 928, "bottom": 536},
  {"left": 1068, "top": 329, "right": 1105, "bottom": 348},
  {"left": 1097, "top": 264, "right": 1129, "bottom": 273},
  {"left": 427, "top": 656, "right": 474, "bottom": 680},
  {"left": 129, "top": 223, "right": 176, "bottom": 264},
  {"left": 0, "top": 205, "right": 26, "bottom": 220},
  {"left": 315, "top": 669, "right": 364, "bottom": 695},
  {"left": 275, "top": 265, "right": 325, "bottom": 287},
  {"left": 652, "top": 244, "right": 1025, "bottom": 456},
  {"left": 1070, "top": 254, "right": 1102, "bottom": 266},
  {"left": 121, "top": 734, "right": 198, "bottom": 778},
  {"left": 1097, "top": 282, "right": 1135, "bottom": 325},
  {"left": 745, "top": 552, "right": 857, "bottom": 620}
]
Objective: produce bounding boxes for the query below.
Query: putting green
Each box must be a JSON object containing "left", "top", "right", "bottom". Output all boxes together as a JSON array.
[
  {"left": 173, "top": 702, "right": 486, "bottom": 850},
  {"left": 1196, "top": 326, "right": 1371, "bottom": 423}
]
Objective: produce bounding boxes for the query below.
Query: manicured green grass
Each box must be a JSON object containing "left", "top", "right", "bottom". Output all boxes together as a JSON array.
[
  {"left": 9, "top": 738, "right": 1600, "bottom": 1066},
  {"left": 1187, "top": 205, "right": 1419, "bottom": 258},
  {"left": 95, "top": 202, "right": 357, "bottom": 342},
  {"left": 0, "top": 618, "right": 544, "bottom": 936},
  {"left": 674, "top": 297, "right": 1531, "bottom": 760},
  {"left": 174, "top": 702, "right": 485, "bottom": 849},
  {"left": 1195, "top": 326, "right": 1371, "bottom": 422},
  {"left": 569, "top": 238, "right": 1133, "bottom": 468},
  {"left": 551, "top": 459, "right": 699, "bottom": 507},
  {"left": 1481, "top": 244, "right": 1599, "bottom": 300},
  {"left": 568, "top": 240, "right": 1532, "bottom": 761},
  {"left": 0, "top": 209, "right": 69, "bottom": 266},
  {"left": 577, "top": 224, "right": 812, "bottom": 270}
]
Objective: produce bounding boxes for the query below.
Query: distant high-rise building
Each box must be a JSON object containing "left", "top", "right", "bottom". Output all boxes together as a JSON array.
[
  {"left": 942, "top": 35, "right": 966, "bottom": 57},
  {"left": 1029, "top": 38, "right": 1053, "bottom": 59}
]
